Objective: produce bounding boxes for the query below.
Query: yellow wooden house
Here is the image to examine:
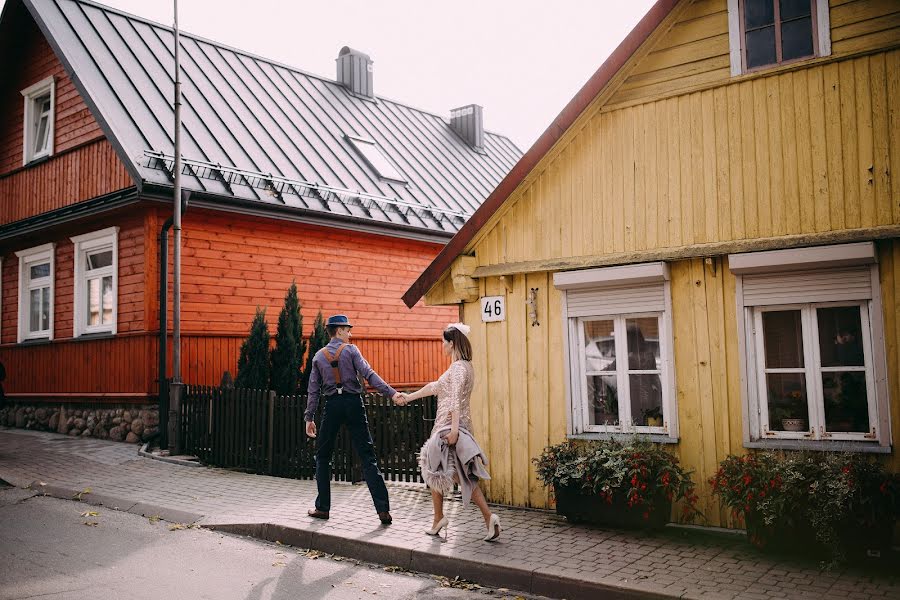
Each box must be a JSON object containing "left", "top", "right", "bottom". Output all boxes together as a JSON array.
[{"left": 404, "top": 0, "right": 900, "bottom": 524}]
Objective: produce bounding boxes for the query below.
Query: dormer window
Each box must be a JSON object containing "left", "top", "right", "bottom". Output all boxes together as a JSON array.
[
  {"left": 21, "top": 76, "right": 55, "bottom": 164},
  {"left": 727, "top": 0, "right": 831, "bottom": 75},
  {"left": 346, "top": 135, "right": 406, "bottom": 183}
]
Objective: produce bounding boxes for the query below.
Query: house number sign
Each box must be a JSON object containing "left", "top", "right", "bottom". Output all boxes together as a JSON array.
[{"left": 480, "top": 296, "right": 505, "bottom": 322}]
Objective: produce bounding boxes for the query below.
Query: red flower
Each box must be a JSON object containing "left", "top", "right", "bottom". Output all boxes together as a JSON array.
[{"left": 742, "top": 474, "right": 752, "bottom": 486}]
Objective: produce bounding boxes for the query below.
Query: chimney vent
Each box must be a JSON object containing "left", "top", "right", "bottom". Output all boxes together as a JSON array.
[
  {"left": 336, "top": 47, "right": 374, "bottom": 98},
  {"left": 450, "top": 104, "right": 484, "bottom": 151}
]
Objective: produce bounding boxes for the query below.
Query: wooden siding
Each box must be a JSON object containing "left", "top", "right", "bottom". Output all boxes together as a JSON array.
[
  {"left": 0, "top": 139, "right": 133, "bottom": 225},
  {"left": 0, "top": 6, "right": 105, "bottom": 174},
  {"left": 0, "top": 333, "right": 155, "bottom": 395},
  {"left": 453, "top": 244, "right": 899, "bottom": 517},
  {"left": 166, "top": 208, "right": 458, "bottom": 338},
  {"left": 1, "top": 213, "right": 146, "bottom": 343},
  {"left": 0, "top": 331, "right": 445, "bottom": 397},
  {"left": 0, "top": 5, "right": 131, "bottom": 225},
  {"left": 606, "top": 0, "right": 900, "bottom": 109},
  {"left": 472, "top": 47, "right": 900, "bottom": 270}
]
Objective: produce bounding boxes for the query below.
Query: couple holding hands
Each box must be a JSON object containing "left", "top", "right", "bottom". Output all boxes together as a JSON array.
[{"left": 304, "top": 315, "right": 500, "bottom": 542}]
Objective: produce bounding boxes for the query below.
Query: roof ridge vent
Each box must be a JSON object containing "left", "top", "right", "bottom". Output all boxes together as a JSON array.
[{"left": 336, "top": 46, "right": 374, "bottom": 98}]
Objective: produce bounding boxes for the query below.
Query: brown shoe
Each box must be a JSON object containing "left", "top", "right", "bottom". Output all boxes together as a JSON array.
[
  {"left": 308, "top": 508, "right": 329, "bottom": 520},
  {"left": 378, "top": 511, "right": 392, "bottom": 525}
]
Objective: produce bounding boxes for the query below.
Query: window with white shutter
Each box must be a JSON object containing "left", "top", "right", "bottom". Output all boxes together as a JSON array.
[
  {"left": 555, "top": 263, "right": 677, "bottom": 439},
  {"left": 730, "top": 243, "right": 891, "bottom": 449}
]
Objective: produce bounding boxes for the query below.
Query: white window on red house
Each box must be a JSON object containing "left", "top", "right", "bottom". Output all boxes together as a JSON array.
[
  {"left": 554, "top": 262, "right": 678, "bottom": 440},
  {"left": 727, "top": 0, "right": 831, "bottom": 75},
  {"left": 71, "top": 227, "right": 118, "bottom": 337},
  {"left": 730, "top": 243, "right": 892, "bottom": 450},
  {"left": 16, "top": 243, "right": 55, "bottom": 342},
  {"left": 21, "top": 77, "right": 55, "bottom": 164}
]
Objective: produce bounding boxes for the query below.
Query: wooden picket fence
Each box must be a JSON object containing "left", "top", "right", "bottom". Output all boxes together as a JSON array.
[{"left": 180, "top": 385, "right": 437, "bottom": 482}]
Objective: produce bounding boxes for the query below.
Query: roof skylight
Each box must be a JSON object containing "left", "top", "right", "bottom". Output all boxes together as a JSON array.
[{"left": 346, "top": 135, "right": 406, "bottom": 183}]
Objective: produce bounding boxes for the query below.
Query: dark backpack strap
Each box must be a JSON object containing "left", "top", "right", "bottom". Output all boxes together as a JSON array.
[{"left": 321, "top": 343, "right": 348, "bottom": 392}]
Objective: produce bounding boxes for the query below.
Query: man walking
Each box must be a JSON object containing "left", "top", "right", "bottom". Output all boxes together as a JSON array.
[{"left": 305, "top": 315, "right": 401, "bottom": 524}]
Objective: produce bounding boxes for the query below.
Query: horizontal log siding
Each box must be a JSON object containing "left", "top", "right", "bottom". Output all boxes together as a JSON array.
[
  {"left": 0, "top": 8, "right": 132, "bottom": 225},
  {"left": 607, "top": 0, "right": 900, "bottom": 108},
  {"left": 1, "top": 213, "right": 146, "bottom": 343},
  {"left": 166, "top": 208, "right": 458, "bottom": 338}
]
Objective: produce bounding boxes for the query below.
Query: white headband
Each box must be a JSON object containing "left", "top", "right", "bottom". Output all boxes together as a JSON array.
[{"left": 446, "top": 322, "right": 471, "bottom": 337}]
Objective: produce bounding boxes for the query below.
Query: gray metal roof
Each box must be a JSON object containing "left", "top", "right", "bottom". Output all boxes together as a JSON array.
[{"left": 25, "top": 0, "right": 522, "bottom": 236}]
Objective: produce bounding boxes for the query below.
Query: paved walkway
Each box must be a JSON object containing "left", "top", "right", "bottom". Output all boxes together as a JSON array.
[{"left": 0, "top": 427, "right": 897, "bottom": 600}]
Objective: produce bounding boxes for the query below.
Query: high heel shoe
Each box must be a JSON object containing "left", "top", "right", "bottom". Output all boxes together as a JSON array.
[
  {"left": 483, "top": 514, "right": 501, "bottom": 542},
  {"left": 425, "top": 516, "right": 449, "bottom": 540}
]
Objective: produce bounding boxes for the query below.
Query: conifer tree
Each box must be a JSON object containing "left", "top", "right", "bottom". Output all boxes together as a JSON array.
[
  {"left": 235, "top": 307, "right": 271, "bottom": 390},
  {"left": 300, "top": 311, "right": 330, "bottom": 394},
  {"left": 271, "top": 282, "right": 306, "bottom": 396}
]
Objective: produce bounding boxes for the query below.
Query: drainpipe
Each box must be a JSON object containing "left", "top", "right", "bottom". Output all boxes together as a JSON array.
[
  {"left": 169, "top": 0, "right": 184, "bottom": 454},
  {"left": 158, "top": 216, "right": 174, "bottom": 449}
]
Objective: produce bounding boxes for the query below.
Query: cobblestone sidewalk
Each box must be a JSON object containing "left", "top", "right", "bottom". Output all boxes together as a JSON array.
[{"left": 1, "top": 427, "right": 897, "bottom": 600}]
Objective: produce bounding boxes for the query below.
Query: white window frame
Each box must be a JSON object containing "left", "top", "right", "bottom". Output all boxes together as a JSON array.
[
  {"left": 555, "top": 262, "right": 678, "bottom": 439},
  {"left": 731, "top": 242, "right": 891, "bottom": 449},
  {"left": 16, "top": 243, "right": 55, "bottom": 343},
  {"left": 71, "top": 227, "right": 119, "bottom": 337},
  {"left": 727, "top": 0, "right": 831, "bottom": 76},
  {"left": 750, "top": 302, "right": 878, "bottom": 442},
  {"left": 21, "top": 76, "right": 56, "bottom": 165}
]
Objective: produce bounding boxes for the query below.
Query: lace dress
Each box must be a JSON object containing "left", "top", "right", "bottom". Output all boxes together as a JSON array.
[{"left": 428, "top": 360, "right": 474, "bottom": 436}]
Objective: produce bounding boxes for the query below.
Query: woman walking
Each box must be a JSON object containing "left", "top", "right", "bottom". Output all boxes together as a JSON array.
[{"left": 395, "top": 323, "right": 500, "bottom": 542}]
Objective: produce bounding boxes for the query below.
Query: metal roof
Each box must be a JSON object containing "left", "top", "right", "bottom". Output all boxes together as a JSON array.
[{"left": 24, "top": 0, "right": 522, "bottom": 237}]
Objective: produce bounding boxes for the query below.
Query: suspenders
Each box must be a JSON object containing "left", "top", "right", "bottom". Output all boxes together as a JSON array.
[{"left": 321, "top": 343, "right": 349, "bottom": 395}]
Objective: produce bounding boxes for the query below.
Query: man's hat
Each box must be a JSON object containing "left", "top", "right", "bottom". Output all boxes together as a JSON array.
[{"left": 326, "top": 314, "right": 353, "bottom": 328}]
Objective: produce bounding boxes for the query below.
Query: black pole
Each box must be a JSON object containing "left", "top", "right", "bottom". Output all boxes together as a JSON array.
[{"left": 159, "top": 216, "right": 174, "bottom": 449}]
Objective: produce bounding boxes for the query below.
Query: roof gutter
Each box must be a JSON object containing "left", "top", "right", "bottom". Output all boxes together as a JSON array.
[{"left": 401, "top": 0, "right": 681, "bottom": 308}]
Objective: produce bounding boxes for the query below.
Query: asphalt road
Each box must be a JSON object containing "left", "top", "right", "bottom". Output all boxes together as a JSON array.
[{"left": 0, "top": 485, "right": 538, "bottom": 600}]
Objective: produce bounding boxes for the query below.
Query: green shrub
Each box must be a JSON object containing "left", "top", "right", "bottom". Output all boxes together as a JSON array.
[
  {"left": 235, "top": 307, "right": 271, "bottom": 390},
  {"left": 270, "top": 282, "right": 306, "bottom": 396}
]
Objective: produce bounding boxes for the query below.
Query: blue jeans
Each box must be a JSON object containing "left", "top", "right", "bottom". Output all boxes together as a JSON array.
[{"left": 314, "top": 393, "right": 389, "bottom": 514}]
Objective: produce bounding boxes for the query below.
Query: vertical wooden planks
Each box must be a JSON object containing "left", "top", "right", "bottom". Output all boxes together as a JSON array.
[
  {"left": 507, "top": 273, "right": 529, "bottom": 506},
  {"left": 525, "top": 272, "right": 550, "bottom": 507}
]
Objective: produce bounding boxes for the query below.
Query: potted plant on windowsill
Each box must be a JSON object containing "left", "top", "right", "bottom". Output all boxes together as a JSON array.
[{"left": 534, "top": 438, "right": 700, "bottom": 529}]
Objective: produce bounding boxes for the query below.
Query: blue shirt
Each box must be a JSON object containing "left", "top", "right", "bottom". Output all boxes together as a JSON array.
[{"left": 304, "top": 338, "right": 397, "bottom": 422}]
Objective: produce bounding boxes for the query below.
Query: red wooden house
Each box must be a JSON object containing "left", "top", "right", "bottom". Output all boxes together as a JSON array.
[{"left": 0, "top": 0, "right": 520, "bottom": 437}]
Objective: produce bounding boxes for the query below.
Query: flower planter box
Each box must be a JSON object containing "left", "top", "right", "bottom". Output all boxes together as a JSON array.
[
  {"left": 746, "top": 513, "right": 895, "bottom": 563},
  {"left": 554, "top": 484, "right": 671, "bottom": 529}
]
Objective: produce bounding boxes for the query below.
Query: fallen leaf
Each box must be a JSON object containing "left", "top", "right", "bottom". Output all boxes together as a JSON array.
[
  {"left": 148, "top": 515, "right": 161, "bottom": 523},
  {"left": 168, "top": 523, "right": 189, "bottom": 531},
  {"left": 83, "top": 521, "right": 98, "bottom": 527},
  {"left": 80, "top": 511, "right": 99, "bottom": 517},
  {"left": 275, "top": 540, "right": 283, "bottom": 545},
  {"left": 272, "top": 562, "right": 286, "bottom": 567},
  {"left": 73, "top": 488, "right": 92, "bottom": 501}
]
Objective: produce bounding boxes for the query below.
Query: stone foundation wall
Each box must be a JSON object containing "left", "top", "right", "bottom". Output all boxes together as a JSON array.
[{"left": 0, "top": 403, "right": 160, "bottom": 443}]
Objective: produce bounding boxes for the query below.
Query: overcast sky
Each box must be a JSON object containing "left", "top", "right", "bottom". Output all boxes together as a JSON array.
[{"left": 6, "top": 0, "right": 656, "bottom": 151}]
